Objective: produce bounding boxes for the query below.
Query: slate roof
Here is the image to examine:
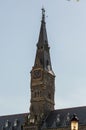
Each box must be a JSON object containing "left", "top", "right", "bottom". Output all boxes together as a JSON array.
[
  {"left": 42, "top": 106, "right": 86, "bottom": 129},
  {"left": 0, "top": 106, "right": 86, "bottom": 130},
  {"left": 0, "top": 113, "right": 27, "bottom": 130}
]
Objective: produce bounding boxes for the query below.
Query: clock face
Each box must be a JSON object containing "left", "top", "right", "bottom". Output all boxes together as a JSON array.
[{"left": 33, "top": 69, "right": 41, "bottom": 79}]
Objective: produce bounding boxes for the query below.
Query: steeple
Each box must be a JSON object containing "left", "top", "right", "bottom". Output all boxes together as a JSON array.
[
  {"left": 23, "top": 9, "right": 55, "bottom": 130},
  {"left": 34, "top": 8, "right": 54, "bottom": 75},
  {"left": 30, "top": 9, "right": 55, "bottom": 125},
  {"left": 37, "top": 8, "right": 48, "bottom": 47}
]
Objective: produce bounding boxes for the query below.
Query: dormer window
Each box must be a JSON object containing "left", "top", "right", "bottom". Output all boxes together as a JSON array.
[
  {"left": 28, "top": 114, "right": 30, "bottom": 119},
  {"left": 56, "top": 114, "right": 60, "bottom": 123},
  {"left": 67, "top": 113, "right": 70, "bottom": 121},
  {"left": 5, "top": 120, "right": 9, "bottom": 128},
  {"left": 56, "top": 114, "right": 60, "bottom": 126},
  {"left": 14, "top": 119, "right": 18, "bottom": 127}
]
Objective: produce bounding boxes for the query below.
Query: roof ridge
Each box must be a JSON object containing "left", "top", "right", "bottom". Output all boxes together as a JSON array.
[
  {"left": 54, "top": 106, "right": 86, "bottom": 111},
  {"left": 0, "top": 112, "right": 29, "bottom": 118}
]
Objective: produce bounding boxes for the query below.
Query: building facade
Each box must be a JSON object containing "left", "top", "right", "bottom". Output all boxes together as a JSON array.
[{"left": 0, "top": 9, "right": 86, "bottom": 130}]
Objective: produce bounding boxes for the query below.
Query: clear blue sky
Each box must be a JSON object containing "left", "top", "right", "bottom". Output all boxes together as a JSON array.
[{"left": 0, "top": 0, "right": 86, "bottom": 116}]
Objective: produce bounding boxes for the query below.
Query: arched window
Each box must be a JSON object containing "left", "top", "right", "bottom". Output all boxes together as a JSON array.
[
  {"left": 48, "top": 92, "right": 51, "bottom": 99},
  {"left": 46, "top": 60, "right": 49, "bottom": 66},
  {"left": 34, "top": 92, "right": 37, "bottom": 98}
]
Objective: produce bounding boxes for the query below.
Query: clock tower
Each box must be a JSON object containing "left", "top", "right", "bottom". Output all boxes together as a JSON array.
[{"left": 29, "top": 8, "right": 55, "bottom": 126}]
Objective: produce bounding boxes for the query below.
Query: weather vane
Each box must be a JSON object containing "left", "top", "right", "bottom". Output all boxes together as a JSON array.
[
  {"left": 42, "top": 8, "right": 45, "bottom": 16},
  {"left": 41, "top": 7, "right": 46, "bottom": 22}
]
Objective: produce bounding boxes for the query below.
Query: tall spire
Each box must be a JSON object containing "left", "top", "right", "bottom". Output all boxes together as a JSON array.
[
  {"left": 37, "top": 8, "right": 48, "bottom": 47},
  {"left": 34, "top": 8, "right": 54, "bottom": 75}
]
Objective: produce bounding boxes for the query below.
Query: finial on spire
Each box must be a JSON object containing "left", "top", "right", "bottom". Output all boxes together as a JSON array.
[{"left": 41, "top": 7, "right": 45, "bottom": 22}]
